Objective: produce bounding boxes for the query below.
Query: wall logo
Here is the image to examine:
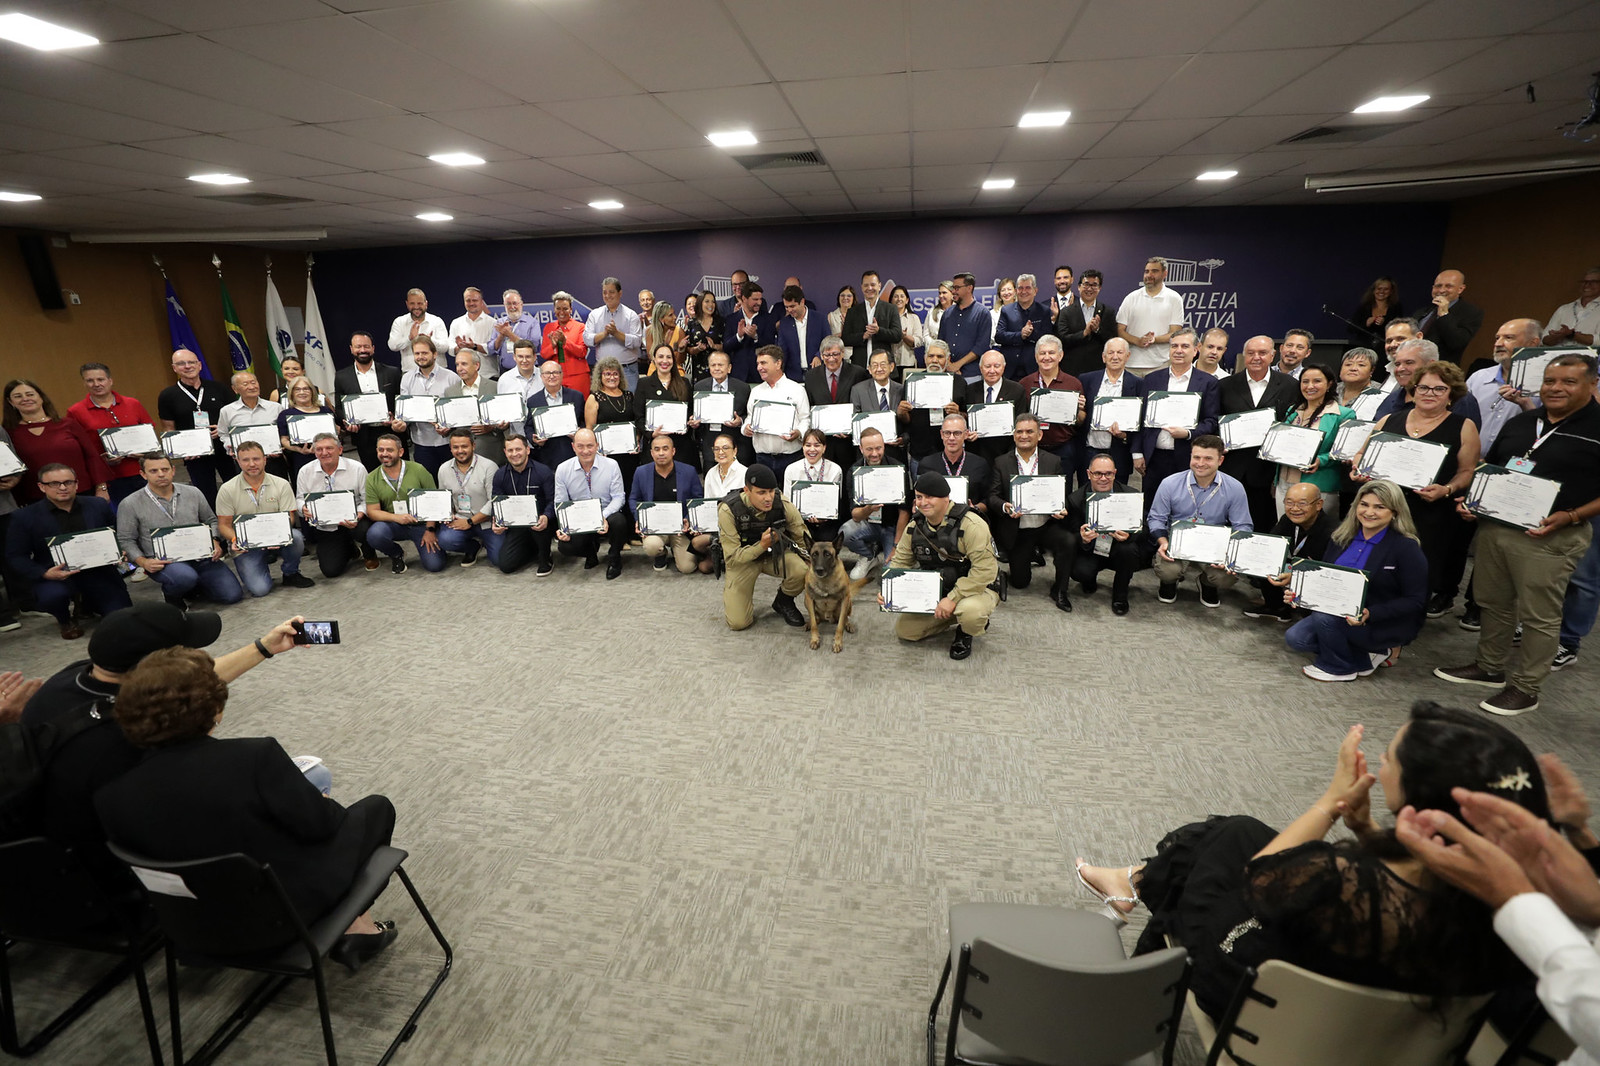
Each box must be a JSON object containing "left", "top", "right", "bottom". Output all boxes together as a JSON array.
[{"left": 1160, "top": 255, "right": 1237, "bottom": 332}]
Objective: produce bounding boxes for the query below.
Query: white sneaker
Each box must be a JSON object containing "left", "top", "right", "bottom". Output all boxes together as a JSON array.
[
  {"left": 849, "top": 555, "right": 876, "bottom": 582},
  {"left": 1303, "top": 664, "right": 1357, "bottom": 682}
]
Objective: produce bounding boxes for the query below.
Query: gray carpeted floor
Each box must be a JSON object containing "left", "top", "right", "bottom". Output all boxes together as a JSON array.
[{"left": 6, "top": 542, "right": 1600, "bottom": 1065}]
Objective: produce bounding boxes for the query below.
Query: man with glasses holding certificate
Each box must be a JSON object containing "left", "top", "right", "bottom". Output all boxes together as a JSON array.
[
  {"left": 117, "top": 454, "right": 243, "bottom": 610},
  {"left": 5, "top": 463, "right": 131, "bottom": 639},
  {"left": 1148, "top": 435, "right": 1253, "bottom": 608},
  {"left": 1066, "top": 453, "right": 1143, "bottom": 615},
  {"left": 880, "top": 472, "right": 998, "bottom": 660}
]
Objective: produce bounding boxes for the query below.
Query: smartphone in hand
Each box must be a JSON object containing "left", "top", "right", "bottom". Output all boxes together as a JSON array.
[{"left": 293, "top": 620, "right": 340, "bottom": 645}]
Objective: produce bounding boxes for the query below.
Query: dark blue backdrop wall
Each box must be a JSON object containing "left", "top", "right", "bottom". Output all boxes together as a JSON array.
[{"left": 314, "top": 202, "right": 1449, "bottom": 369}]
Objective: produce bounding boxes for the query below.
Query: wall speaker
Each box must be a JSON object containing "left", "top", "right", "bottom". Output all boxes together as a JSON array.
[{"left": 16, "top": 232, "right": 67, "bottom": 311}]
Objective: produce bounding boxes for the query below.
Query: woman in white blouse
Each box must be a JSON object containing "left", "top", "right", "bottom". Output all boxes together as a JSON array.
[
  {"left": 989, "top": 277, "right": 1016, "bottom": 342},
  {"left": 925, "top": 281, "right": 953, "bottom": 344},
  {"left": 888, "top": 285, "right": 924, "bottom": 378},
  {"left": 783, "top": 429, "right": 844, "bottom": 541},
  {"left": 695, "top": 433, "right": 747, "bottom": 563},
  {"left": 827, "top": 285, "right": 855, "bottom": 338}
]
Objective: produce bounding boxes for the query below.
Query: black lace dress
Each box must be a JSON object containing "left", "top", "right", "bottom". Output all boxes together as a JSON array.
[
  {"left": 682, "top": 316, "right": 723, "bottom": 384},
  {"left": 1131, "top": 815, "right": 1523, "bottom": 1018}
]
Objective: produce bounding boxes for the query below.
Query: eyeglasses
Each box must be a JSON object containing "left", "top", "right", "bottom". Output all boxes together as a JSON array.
[
  {"left": 1413, "top": 384, "right": 1450, "bottom": 395},
  {"left": 41, "top": 479, "right": 77, "bottom": 488}
]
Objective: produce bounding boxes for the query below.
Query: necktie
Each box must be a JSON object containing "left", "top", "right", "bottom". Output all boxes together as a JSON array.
[
  {"left": 879, "top": 387, "right": 888, "bottom": 411},
  {"left": 986, "top": 385, "right": 995, "bottom": 404},
  {"left": 829, "top": 373, "right": 837, "bottom": 401}
]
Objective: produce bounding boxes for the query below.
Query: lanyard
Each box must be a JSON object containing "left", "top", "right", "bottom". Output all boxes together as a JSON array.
[
  {"left": 323, "top": 469, "right": 338, "bottom": 493},
  {"left": 943, "top": 453, "right": 965, "bottom": 476},
  {"left": 145, "top": 486, "right": 177, "bottom": 520},
  {"left": 511, "top": 464, "right": 534, "bottom": 496},
  {"left": 1186, "top": 477, "right": 1221, "bottom": 520},
  {"left": 452, "top": 462, "right": 473, "bottom": 492},
  {"left": 1525, "top": 419, "right": 1564, "bottom": 458},
  {"left": 177, "top": 382, "right": 204, "bottom": 410},
  {"left": 805, "top": 463, "right": 824, "bottom": 481},
  {"left": 243, "top": 479, "right": 266, "bottom": 509},
  {"left": 381, "top": 461, "right": 406, "bottom": 497},
  {"left": 1017, "top": 451, "right": 1039, "bottom": 476}
]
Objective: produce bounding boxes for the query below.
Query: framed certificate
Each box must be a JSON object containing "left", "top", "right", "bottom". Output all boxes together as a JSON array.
[
  {"left": 406, "top": 489, "right": 454, "bottom": 523},
  {"left": 809, "top": 403, "right": 854, "bottom": 436},
  {"left": 1218, "top": 408, "right": 1275, "bottom": 451},
  {"left": 478, "top": 393, "right": 525, "bottom": 426},
  {"left": 1465, "top": 465, "right": 1561, "bottom": 530},
  {"left": 1010, "top": 474, "right": 1067, "bottom": 516},
  {"left": 533, "top": 404, "right": 579, "bottom": 439},
  {"left": 0, "top": 441, "right": 22, "bottom": 477},
  {"left": 557, "top": 498, "right": 604, "bottom": 534},
  {"left": 98, "top": 424, "right": 159, "bottom": 459},
  {"left": 1225, "top": 531, "right": 1290, "bottom": 578},
  {"left": 636, "top": 500, "right": 684, "bottom": 535},
  {"left": 434, "top": 396, "right": 481, "bottom": 429},
  {"left": 852, "top": 464, "right": 906, "bottom": 506},
  {"left": 1087, "top": 491, "right": 1143, "bottom": 533},
  {"left": 595, "top": 422, "right": 637, "bottom": 457},
  {"left": 790, "top": 480, "right": 840, "bottom": 520},
  {"left": 1143, "top": 391, "right": 1201, "bottom": 431},
  {"left": 226, "top": 425, "right": 281, "bottom": 456},
  {"left": 1030, "top": 389, "right": 1080, "bottom": 425},
  {"left": 285, "top": 412, "right": 337, "bottom": 446},
  {"left": 1355, "top": 432, "right": 1450, "bottom": 491},
  {"left": 967, "top": 402, "right": 1014, "bottom": 438},
  {"left": 750, "top": 400, "right": 798, "bottom": 436},
  {"left": 47, "top": 527, "right": 120, "bottom": 571},
  {"left": 645, "top": 400, "right": 689, "bottom": 436},
  {"left": 687, "top": 497, "right": 721, "bottom": 533},
  {"left": 880, "top": 568, "right": 942, "bottom": 613},
  {"left": 1167, "top": 520, "right": 1231, "bottom": 565},
  {"left": 1091, "top": 395, "right": 1142, "bottom": 432},
  {"left": 1509, "top": 346, "right": 1593, "bottom": 394},
  {"left": 1329, "top": 420, "right": 1376, "bottom": 463},
  {"left": 1259, "top": 423, "right": 1323, "bottom": 468},
  {"left": 490, "top": 493, "right": 543, "bottom": 527},
  {"left": 341, "top": 393, "right": 389, "bottom": 425},
  {"left": 151, "top": 524, "right": 216, "bottom": 562},
  {"left": 303, "top": 490, "right": 357, "bottom": 525},
  {"left": 1347, "top": 388, "right": 1387, "bottom": 421},
  {"left": 1289, "top": 559, "right": 1368, "bottom": 617},
  {"left": 161, "top": 429, "right": 213, "bottom": 459},
  {"left": 394, "top": 394, "right": 439, "bottom": 424},
  {"left": 945, "top": 475, "right": 969, "bottom": 506},
  {"left": 233, "top": 511, "right": 293, "bottom": 550},
  {"left": 851, "top": 411, "right": 897, "bottom": 445},
  {"left": 694, "top": 391, "right": 736, "bottom": 426},
  {"left": 904, "top": 371, "right": 955, "bottom": 410}
]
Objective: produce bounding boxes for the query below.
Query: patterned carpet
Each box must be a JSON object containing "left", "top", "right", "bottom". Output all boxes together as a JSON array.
[{"left": 6, "top": 542, "right": 1599, "bottom": 1065}]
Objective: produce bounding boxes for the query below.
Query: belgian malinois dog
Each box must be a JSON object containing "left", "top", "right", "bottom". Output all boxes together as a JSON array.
[{"left": 804, "top": 535, "right": 872, "bottom": 653}]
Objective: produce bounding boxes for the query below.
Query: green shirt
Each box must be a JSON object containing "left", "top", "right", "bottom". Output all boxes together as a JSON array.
[{"left": 364, "top": 460, "right": 437, "bottom": 512}]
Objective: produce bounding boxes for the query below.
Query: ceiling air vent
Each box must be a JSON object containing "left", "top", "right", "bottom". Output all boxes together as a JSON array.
[
  {"left": 737, "top": 151, "right": 826, "bottom": 171},
  {"left": 1279, "top": 121, "right": 1416, "bottom": 145},
  {"left": 195, "top": 193, "right": 316, "bottom": 206}
]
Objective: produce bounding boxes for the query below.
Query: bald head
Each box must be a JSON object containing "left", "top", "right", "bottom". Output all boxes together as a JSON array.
[
  {"left": 1282, "top": 482, "right": 1324, "bottom": 524},
  {"left": 1492, "top": 318, "right": 1543, "bottom": 364},
  {"left": 1242, "top": 335, "right": 1275, "bottom": 378}
]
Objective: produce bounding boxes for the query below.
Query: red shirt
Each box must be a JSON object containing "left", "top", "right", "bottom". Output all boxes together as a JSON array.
[
  {"left": 67, "top": 392, "right": 154, "bottom": 480},
  {"left": 541, "top": 320, "right": 590, "bottom": 397},
  {"left": 1017, "top": 371, "right": 1086, "bottom": 448},
  {"left": 9, "top": 418, "right": 114, "bottom": 504}
]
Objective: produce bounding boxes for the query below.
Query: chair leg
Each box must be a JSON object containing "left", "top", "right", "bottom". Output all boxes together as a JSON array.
[
  {"left": 926, "top": 956, "right": 951, "bottom": 1066},
  {"left": 374, "top": 866, "right": 453, "bottom": 1066},
  {"left": 309, "top": 958, "right": 338, "bottom": 1066},
  {"left": 129, "top": 945, "right": 166, "bottom": 1066},
  {"left": 166, "top": 946, "right": 183, "bottom": 1066},
  {"left": 0, "top": 937, "right": 149, "bottom": 1058},
  {"left": 943, "top": 945, "right": 972, "bottom": 1066}
]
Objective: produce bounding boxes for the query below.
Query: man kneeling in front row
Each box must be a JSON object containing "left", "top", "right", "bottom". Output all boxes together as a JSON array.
[
  {"left": 880, "top": 471, "right": 999, "bottom": 660},
  {"left": 718, "top": 463, "right": 808, "bottom": 630}
]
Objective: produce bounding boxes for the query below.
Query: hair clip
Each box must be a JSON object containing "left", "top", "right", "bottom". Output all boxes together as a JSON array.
[{"left": 1489, "top": 768, "right": 1533, "bottom": 792}]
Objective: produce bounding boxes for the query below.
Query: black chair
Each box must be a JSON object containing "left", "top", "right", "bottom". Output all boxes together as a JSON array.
[
  {"left": 105, "top": 843, "right": 451, "bottom": 1066},
  {"left": 0, "top": 837, "right": 164, "bottom": 1064}
]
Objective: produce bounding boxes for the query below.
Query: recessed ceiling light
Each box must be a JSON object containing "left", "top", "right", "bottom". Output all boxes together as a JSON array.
[
  {"left": 1352, "top": 94, "right": 1429, "bottom": 114},
  {"left": 589, "top": 199, "right": 624, "bottom": 210},
  {"left": 0, "top": 191, "right": 42, "bottom": 202},
  {"left": 0, "top": 13, "right": 99, "bottom": 50},
  {"left": 981, "top": 178, "right": 1015, "bottom": 191},
  {"left": 428, "top": 152, "right": 485, "bottom": 166},
  {"left": 1197, "top": 170, "right": 1238, "bottom": 181},
  {"left": 187, "top": 173, "right": 250, "bottom": 185},
  {"left": 707, "top": 131, "right": 758, "bottom": 148},
  {"left": 1018, "top": 110, "right": 1071, "bottom": 128},
  {"left": 415, "top": 212, "right": 453, "bottom": 222}
]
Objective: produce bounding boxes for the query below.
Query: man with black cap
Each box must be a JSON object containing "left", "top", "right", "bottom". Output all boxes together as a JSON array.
[
  {"left": 17, "top": 604, "right": 300, "bottom": 848},
  {"left": 881, "top": 471, "right": 999, "bottom": 659},
  {"left": 717, "top": 463, "right": 808, "bottom": 629}
]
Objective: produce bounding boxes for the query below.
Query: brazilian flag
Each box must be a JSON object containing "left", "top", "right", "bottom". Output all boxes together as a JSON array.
[{"left": 219, "top": 277, "right": 252, "bottom": 371}]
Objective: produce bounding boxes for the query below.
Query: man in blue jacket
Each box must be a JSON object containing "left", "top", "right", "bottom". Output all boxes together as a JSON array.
[
  {"left": 629, "top": 435, "right": 705, "bottom": 573},
  {"left": 5, "top": 463, "right": 132, "bottom": 639}
]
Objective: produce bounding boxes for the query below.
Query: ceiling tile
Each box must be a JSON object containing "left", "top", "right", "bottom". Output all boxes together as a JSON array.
[
  {"left": 834, "top": 168, "right": 912, "bottom": 193},
  {"left": 541, "top": 95, "right": 709, "bottom": 152},
  {"left": 430, "top": 106, "right": 613, "bottom": 158},
  {"left": 106, "top": 0, "right": 338, "bottom": 32},
  {"left": 1061, "top": 157, "right": 1160, "bottom": 182},
  {"left": 1171, "top": 114, "right": 1328, "bottom": 155},
  {"left": 909, "top": 66, "right": 1046, "bottom": 131},
  {"left": 1031, "top": 57, "right": 1190, "bottom": 112},
  {"left": 230, "top": 125, "right": 422, "bottom": 172},
  {"left": 1055, "top": 0, "right": 1260, "bottom": 60},
  {"left": 1241, "top": 41, "right": 1488, "bottom": 116},
  {"left": 993, "top": 121, "right": 1118, "bottom": 163},
  {"left": 653, "top": 83, "right": 802, "bottom": 139},
  {"left": 0, "top": 54, "right": 292, "bottom": 134},
  {"left": 1130, "top": 47, "right": 1343, "bottom": 120},
  {"left": 730, "top": 0, "right": 906, "bottom": 81},
  {"left": 909, "top": 0, "right": 1084, "bottom": 70},
  {"left": 629, "top": 147, "right": 755, "bottom": 182},
  {"left": 130, "top": 135, "right": 358, "bottom": 178},
  {"left": 537, "top": 0, "right": 769, "bottom": 92},
  {"left": 810, "top": 133, "right": 911, "bottom": 169},
  {"left": 783, "top": 75, "right": 911, "bottom": 137},
  {"left": 541, "top": 153, "right": 673, "bottom": 185},
  {"left": 1367, "top": 0, "right": 1593, "bottom": 42},
  {"left": 913, "top": 129, "right": 1009, "bottom": 166},
  {"left": 1083, "top": 119, "right": 1221, "bottom": 158},
  {"left": 1210, "top": 0, "right": 1431, "bottom": 51}
]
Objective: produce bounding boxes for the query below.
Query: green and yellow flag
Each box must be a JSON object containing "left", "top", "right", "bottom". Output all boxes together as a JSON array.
[{"left": 219, "top": 273, "right": 252, "bottom": 372}]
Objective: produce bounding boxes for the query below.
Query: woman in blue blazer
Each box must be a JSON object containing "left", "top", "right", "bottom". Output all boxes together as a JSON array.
[{"left": 1279, "top": 478, "right": 1428, "bottom": 681}]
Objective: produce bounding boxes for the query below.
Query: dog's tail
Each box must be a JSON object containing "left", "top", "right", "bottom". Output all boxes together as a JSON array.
[{"left": 846, "top": 573, "right": 873, "bottom": 599}]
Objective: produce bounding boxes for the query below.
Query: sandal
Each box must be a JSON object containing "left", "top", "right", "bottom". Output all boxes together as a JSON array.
[{"left": 1075, "top": 858, "right": 1140, "bottom": 928}]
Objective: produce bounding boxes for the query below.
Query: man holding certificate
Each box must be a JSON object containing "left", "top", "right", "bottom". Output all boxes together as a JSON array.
[
  {"left": 216, "top": 371, "right": 287, "bottom": 478},
  {"left": 1147, "top": 435, "right": 1253, "bottom": 607},
  {"left": 717, "top": 463, "right": 808, "bottom": 630},
  {"left": 1218, "top": 335, "right": 1302, "bottom": 534},
  {"left": 1016, "top": 335, "right": 1086, "bottom": 479},
  {"left": 918, "top": 413, "right": 991, "bottom": 518},
  {"left": 969, "top": 350, "right": 1027, "bottom": 464},
  {"left": 896, "top": 344, "right": 966, "bottom": 461},
  {"left": 489, "top": 434, "right": 556, "bottom": 577},
  {"left": 214, "top": 440, "right": 314, "bottom": 597},
  {"left": 744, "top": 346, "right": 810, "bottom": 476},
  {"left": 842, "top": 428, "right": 910, "bottom": 580},
  {"left": 1242, "top": 483, "right": 1332, "bottom": 623},
  {"left": 629, "top": 435, "right": 704, "bottom": 574},
  {"left": 435, "top": 429, "right": 501, "bottom": 569},
  {"left": 117, "top": 455, "right": 243, "bottom": 609},
  {"left": 334, "top": 330, "right": 403, "bottom": 472},
  {"left": 553, "top": 429, "right": 629, "bottom": 579},
  {"left": 1438, "top": 352, "right": 1600, "bottom": 717},
  {"left": 1077, "top": 338, "right": 1147, "bottom": 487},
  {"left": 801, "top": 338, "right": 864, "bottom": 470},
  {"left": 295, "top": 434, "right": 377, "bottom": 579},
  {"left": 363, "top": 433, "right": 444, "bottom": 574},
  {"left": 5, "top": 463, "right": 132, "bottom": 638},
  {"left": 66, "top": 362, "right": 156, "bottom": 502},
  {"left": 394, "top": 336, "right": 464, "bottom": 474},
  {"left": 849, "top": 351, "right": 905, "bottom": 464},
  {"left": 156, "top": 348, "right": 232, "bottom": 508},
  {"left": 1066, "top": 453, "right": 1142, "bottom": 615},
  {"left": 694, "top": 350, "right": 754, "bottom": 471},
  {"left": 880, "top": 472, "right": 999, "bottom": 660},
  {"left": 1137, "top": 328, "right": 1221, "bottom": 511},
  {"left": 986, "top": 413, "right": 1075, "bottom": 609}
]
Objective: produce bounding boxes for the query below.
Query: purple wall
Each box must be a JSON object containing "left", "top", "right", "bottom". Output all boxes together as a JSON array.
[{"left": 314, "top": 203, "right": 1449, "bottom": 368}]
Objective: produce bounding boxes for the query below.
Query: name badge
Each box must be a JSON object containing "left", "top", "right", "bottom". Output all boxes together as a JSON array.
[
  {"left": 1508, "top": 456, "right": 1536, "bottom": 473},
  {"left": 455, "top": 492, "right": 473, "bottom": 516},
  {"left": 1094, "top": 533, "right": 1113, "bottom": 557}
]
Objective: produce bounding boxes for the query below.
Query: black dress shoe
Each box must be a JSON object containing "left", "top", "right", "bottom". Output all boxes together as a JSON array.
[
  {"left": 949, "top": 631, "right": 973, "bottom": 660},
  {"left": 1111, "top": 600, "right": 1129, "bottom": 616},
  {"left": 329, "top": 920, "right": 396, "bottom": 974},
  {"left": 584, "top": 554, "right": 600, "bottom": 570},
  {"left": 771, "top": 593, "right": 806, "bottom": 627},
  {"left": 1052, "top": 587, "right": 1073, "bottom": 612},
  {"left": 605, "top": 555, "right": 622, "bottom": 580},
  {"left": 1079, "top": 575, "right": 1098, "bottom": 595}
]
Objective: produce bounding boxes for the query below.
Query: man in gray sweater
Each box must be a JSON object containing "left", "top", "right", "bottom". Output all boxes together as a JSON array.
[{"left": 116, "top": 454, "right": 243, "bottom": 609}]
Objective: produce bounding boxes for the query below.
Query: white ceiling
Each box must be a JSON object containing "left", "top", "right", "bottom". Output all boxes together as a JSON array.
[{"left": 0, "top": 0, "right": 1596, "bottom": 247}]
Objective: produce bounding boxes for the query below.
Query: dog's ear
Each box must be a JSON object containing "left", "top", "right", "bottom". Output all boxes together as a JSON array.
[{"left": 833, "top": 532, "right": 844, "bottom": 552}]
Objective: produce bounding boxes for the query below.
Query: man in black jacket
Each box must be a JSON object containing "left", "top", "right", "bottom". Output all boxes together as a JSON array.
[
  {"left": 1217, "top": 335, "right": 1301, "bottom": 534},
  {"left": 334, "top": 330, "right": 404, "bottom": 471},
  {"left": 1241, "top": 482, "right": 1333, "bottom": 623},
  {"left": 1065, "top": 453, "right": 1143, "bottom": 615},
  {"left": 987, "top": 413, "right": 1076, "bottom": 610},
  {"left": 1419, "top": 269, "right": 1485, "bottom": 368},
  {"left": 841, "top": 270, "right": 902, "bottom": 369},
  {"left": 1056, "top": 270, "right": 1117, "bottom": 377}
]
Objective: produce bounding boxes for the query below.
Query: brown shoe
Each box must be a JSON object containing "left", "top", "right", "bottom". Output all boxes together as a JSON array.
[
  {"left": 364, "top": 557, "right": 381, "bottom": 571},
  {"left": 1480, "top": 686, "right": 1539, "bottom": 717},
  {"left": 59, "top": 621, "right": 84, "bottom": 640},
  {"left": 1432, "top": 664, "right": 1506, "bottom": 688}
]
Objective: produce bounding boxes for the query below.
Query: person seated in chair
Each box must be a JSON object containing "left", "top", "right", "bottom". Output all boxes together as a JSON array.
[
  {"left": 1075, "top": 704, "right": 1549, "bottom": 1019},
  {"left": 95, "top": 647, "right": 399, "bottom": 972}
]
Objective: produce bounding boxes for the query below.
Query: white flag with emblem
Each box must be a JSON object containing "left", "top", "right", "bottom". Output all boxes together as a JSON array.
[
  {"left": 301, "top": 268, "right": 335, "bottom": 396},
  {"left": 264, "top": 272, "right": 298, "bottom": 380}
]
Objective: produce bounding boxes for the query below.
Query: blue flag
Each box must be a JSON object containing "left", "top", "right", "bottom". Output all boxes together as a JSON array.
[{"left": 164, "top": 279, "right": 213, "bottom": 380}]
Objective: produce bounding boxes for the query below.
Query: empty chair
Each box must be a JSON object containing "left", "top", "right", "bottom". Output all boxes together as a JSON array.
[
  {"left": 0, "top": 837, "right": 163, "bottom": 1065},
  {"left": 928, "top": 902, "right": 1190, "bottom": 1066}
]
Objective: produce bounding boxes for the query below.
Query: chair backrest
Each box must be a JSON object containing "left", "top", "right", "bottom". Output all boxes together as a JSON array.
[
  {"left": 0, "top": 837, "right": 116, "bottom": 941},
  {"left": 961, "top": 939, "right": 1190, "bottom": 1066},
  {"left": 105, "top": 844, "right": 304, "bottom": 957},
  {"left": 1213, "top": 959, "right": 1490, "bottom": 1066}
]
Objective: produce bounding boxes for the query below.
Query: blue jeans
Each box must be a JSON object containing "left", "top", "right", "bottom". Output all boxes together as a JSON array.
[
  {"left": 1559, "top": 516, "right": 1600, "bottom": 651},
  {"left": 620, "top": 362, "right": 640, "bottom": 391},
  {"left": 152, "top": 559, "right": 244, "bottom": 605},
  {"left": 841, "top": 519, "right": 896, "bottom": 562},
  {"left": 232, "top": 529, "right": 306, "bottom": 597},
  {"left": 438, "top": 524, "right": 505, "bottom": 566},
  {"left": 366, "top": 520, "right": 446, "bottom": 571},
  {"left": 32, "top": 566, "right": 132, "bottom": 624},
  {"left": 1286, "top": 612, "right": 1386, "bottom": 676}
]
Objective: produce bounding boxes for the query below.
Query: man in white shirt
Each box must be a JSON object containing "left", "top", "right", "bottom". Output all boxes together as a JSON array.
[
  {"left": 583, "top": 277, "right": 643, "bottom": 390},
  {"left": 395, "top": 336, "right": 464, "bottom": 474},
  {"left": 1545, "top": 267, "right": 1600, "bottom": 347},
  {"left": 295, "top": 433, "right": 376, "bottom": 577},
  {"left": 1115, "top": 256, "right": 1188, "bottom": 375},
  {"left": 497, "top": 339, "right": 542, "bottom": 402},
  {"left": 216, "top": 371, "right": 286, "bottom": 477},
  {"left": 1196, "top": 327, "right": 1231, "bottom": 377},
  {"left": 447, "top": 287, "right": 498, "bottom": 378},
  {"left": 742, "top": 345, "right": 810, "bottom": 477},
  {"left": 387, "top": 288, "right": 452, "bottom": 373},
  {"left": 1379, "top": 318, "right": 1421, "bottom": 389}
]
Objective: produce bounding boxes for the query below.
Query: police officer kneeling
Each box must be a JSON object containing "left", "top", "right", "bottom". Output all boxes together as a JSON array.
[
  {"left": 881, "top": 471, "right": 999, "bottom": 660},
  {"left": 718, "top": 463, "right": 808, "bottom": 630}
]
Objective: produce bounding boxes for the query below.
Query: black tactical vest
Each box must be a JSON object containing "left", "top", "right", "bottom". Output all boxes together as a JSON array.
[{"left": 909, "top": 503, "right": 972, "bottom": 594}]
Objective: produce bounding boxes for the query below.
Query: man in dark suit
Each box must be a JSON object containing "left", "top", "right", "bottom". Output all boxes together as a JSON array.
[
  {"left": 986, "top": 412, "right": 1076, "bottom": 610},
  {"left": 803, "top": 337, "right": 867, "bottom": 469},
  {"left": 1076, "top": 339, "right": 1147, "bottom": 487},
  {"left": 994, "top": 272, "right": 1054, "bottom": 379},
  {"left": 5, "top": 466, "right": 132, "bottom": 639},
  {"left": 841, "top": 270, "right": 902, "bottom": 369},
  {"left": 627, "top": 435, "right": 705, "bottom": 573},
  {"left": 775, "top": 283, "right": 826, "bottom": 381},
  {"left": 1217, "top": 334, "right": 1302, "bottom": 534},
  {"left": 723, "top": 280, "right": 778, "bottom": 383},
  {"left": 693, "top": 350, "right": 754, "bottom": 470},
  {"left": 896, "top": 343, "right": 968, "bottom": 464},
  {"left": 1419, "top": 269, "right": 1485, "bottom": 368},
  {"left": 1066, "top": 453, "right": 1143, "bottom": 615},
  {"left": 1057, "top": 270, "right": 1117, "bottom": 377},
  {"left": 525, "top": 359, "right": 585, "bottom": 470},
  {"left": 968, "top": 349, "right": 1027, "bottom": 464},
  {"left": 918, "top": 412, "right": 991, "bottom": 518},
  {"left": 850, "top": 350, "right": 907, "bottom": 465},
  {"left": 715, "top": 269, "right": 761, "bottom": 321},
  {"left": 334, "top": 330, "right": 404, "bottom": 471},
  {"left": 1137, "top": 327, "right": 1222, "bottom": 510}
]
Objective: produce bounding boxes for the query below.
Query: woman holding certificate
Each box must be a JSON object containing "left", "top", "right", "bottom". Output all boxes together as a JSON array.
[
  {"left": 276, "top": 377, "right": 336, "bottom": 482},
  {"left": 587, "top": 357, "right": 639, "bottom": 490},
  {"left": 4, "top": 380, "right": 112, "bottom": 505},
  {"left": 633, "top": 344, "right": 693, "bottom": 463},
  {"left": 1272, "top": 363, "right": 1354, "bottom": 520},
  {"left": 1279, "top": 478, "right": 1429, "bottom": 681},
  {"left": 1357, "top": 361, "right": 1480, "bottom": 617},
  {"left": 784, "top": 430, "right": 844, "bottom": 542}
]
